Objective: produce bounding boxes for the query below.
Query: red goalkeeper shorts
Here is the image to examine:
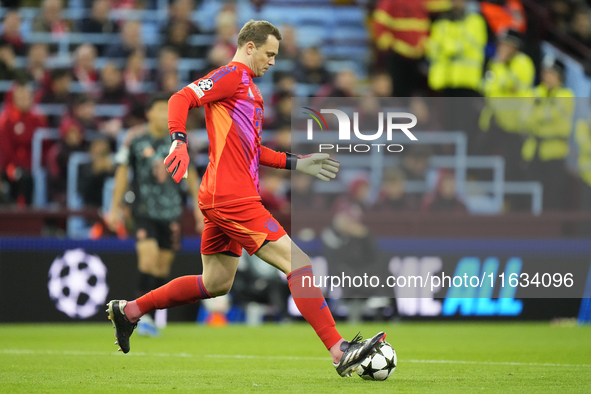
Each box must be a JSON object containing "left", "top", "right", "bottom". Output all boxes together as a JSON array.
[{"left": 200, "top": 200, "right": 287, "bottom": 256}]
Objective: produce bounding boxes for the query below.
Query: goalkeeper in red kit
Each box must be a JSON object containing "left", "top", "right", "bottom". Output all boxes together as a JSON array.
[{"left": 107, "top": 20, "right": 386, "bottom": 377}]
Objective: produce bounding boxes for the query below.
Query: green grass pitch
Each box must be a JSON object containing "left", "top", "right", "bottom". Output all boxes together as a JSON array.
[{"left": 0, "top": 322, "right": 590, "bottom": 393}]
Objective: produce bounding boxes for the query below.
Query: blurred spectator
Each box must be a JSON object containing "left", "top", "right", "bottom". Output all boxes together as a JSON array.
[
  {"left": 480, "top": 29, "right": 534, "bottom": 178},
  {"left": 77, "top": 0, "right": 117, "bottom": 34},
  {"left": 550, "top": 0, "right": 573, "bottom": 31},
  {"left": 124, "top": 50, "right": 149, "bottom": 94},
  {"left": 276, "top": 24, "right": 299, "bottom": 61},
  {"left": 316, "top": 69, "right": 358, "bottom": 98},
  {"left": 1, "top": 10, "right": 26, "bottom": 56},
  {"left": 271, "top": 72, "right": 296, "bottom": 105},
  {"left": 164, "top": 0, "right": 200, "bottom": 35},
  {"left": 154, "top": 47, "right": 180, "bottom": 90},
  {"left": 521, "top": 57, "right": 574, "bottom": 211},
  {"left": 549, "top": 0, "right": 573, "bottom": 31},
  {"left": 271, "top": 125, "right": 291, "bottom": 153},
  {"left": 164, "top": 20, "right": 199, "bottom": 58},
  {"left": 323, "top": 177, "right": 380, "bottom": 303},
  {"left": 421, "top": 169, "right": 467, "bottom": 212},
  {"left": 35, "top": 69, "right": 73, "bottom": 128},
  {"left": 0, "top": 39, "right": 19, "bottom": 82},
  {"left": 371, "top": 0, "right": 451, "bottom": 97},
  {"left": 163, "top": 0, "right": 202, "bottom": 58},
  {"left": 78, "top": 138, "right": 115, "bottom": 208},
  {"left": 369, "top": 72, "right": 393, "bottom": 97},
  {"left": 259, "top": 168, "right": 289, "bottom": 213},
  {"left": 354, "top": 96, "right": 384, "bottom": 134},
  {"left": 110, "top": 0, "right": 140, "bottom": 11},
  {"left": 72, "top": 44, "right": 99, "bottom": 93},
  {"left": 0, "top": 80, "right": 46, "bottom": 206},
  {"left": 402, "top": 145, "right": 432, "bottom": 182},
  {"left": 480, "top": 0, "right": 526, "bottom": 35},
  {"left": 104, "top": 20, "right": 155, "bottom": 59},
  {"left": 569, "top": 6, "right": 591, "bottom": 48},
  {"left": 47, "top": 113, "right": 87, "bottom": 205},
  {"left": 76, "top": 0, "right": 118, "bottom": 55},
  {"left": 266, "top": 92, "right": 292, "bottom": 130},
  {"left": 207, "top": 11, "right": 238, "bottom": 69},
  {"left": 372, "top": 168, "right": 417, "bottom": 212},
  {"left": 98, "top": 63, "right": 131, "bottom": 106},
  {"left": 341, "top": 178, "right": 370, "bottom": 210},
  {"left": 427, "top": 0, "right": 487, "bottom": 97},
  {"left": 293, "top": 47, "right": 331, "bottom": 85},
  {"left": 207, "top": 43, "right": 234, "bottom": 69},
  {"left": 23, "top": 43, "right": 49, "bottom": 84},
  {"left": 161, "top": 71, "right": 180, "bottom": 97},
  {"left": 60, "top": 96, "right": 99, "bottom": 136},
  {"left": 36, "top": 68, "right": 72, "bottom": 105},
  {"left": 409, "top": 95, "right": 441, "bottom": 131},
  {"left": 291, "top": 171, "right": 326, "bottom": 212},
  {"left": 32, "top": 0, "right": 69, "bottom": 34}
]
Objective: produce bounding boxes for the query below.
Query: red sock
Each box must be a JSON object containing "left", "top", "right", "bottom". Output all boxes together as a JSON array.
[
  {"left": 136, "top": 275, "right": 212, "bottom": 315},
  {"left": 288, "top": 265, "right": 342, "bottom": 350}
]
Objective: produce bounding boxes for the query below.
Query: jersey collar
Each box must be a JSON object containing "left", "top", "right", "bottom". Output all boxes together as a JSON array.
[{"left": 229, "top": 61, "right": 255, "bottom": 78}]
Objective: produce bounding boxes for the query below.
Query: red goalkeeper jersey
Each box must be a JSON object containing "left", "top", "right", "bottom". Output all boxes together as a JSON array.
[{"left": 168, "top": 61, "right": 287, "bottom": 208}]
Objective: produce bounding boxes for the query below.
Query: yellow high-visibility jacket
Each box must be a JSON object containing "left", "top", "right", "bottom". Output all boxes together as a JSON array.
[
  {"left": 575, "top": 114, "right": 591, "bottom": 187},
  {"left": 427, "top": 12, "right": 487, "bottom": 91},
  {"left": 521, "top": 84, "right": 575, "bottom": 162},
  {"left": 480, "top": 52, "right": 535, "bottom": 133}
]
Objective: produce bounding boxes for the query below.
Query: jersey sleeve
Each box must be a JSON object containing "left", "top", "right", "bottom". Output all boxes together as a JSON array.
[
  {"left": 260, "top": 146, "right": 287, "bottom": 169},
  {"left": 168, "top": 65, "right": 241, "bottom": 136}
]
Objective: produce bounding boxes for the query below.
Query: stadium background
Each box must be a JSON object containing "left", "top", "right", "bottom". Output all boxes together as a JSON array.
[{"left": 0, "top": 0, "right": 590, "bottom": 325}]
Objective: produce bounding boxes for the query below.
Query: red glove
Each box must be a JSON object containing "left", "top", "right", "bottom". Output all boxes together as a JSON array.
[{"left": 164, "top": 132, "right": 189, "bottom": 183}]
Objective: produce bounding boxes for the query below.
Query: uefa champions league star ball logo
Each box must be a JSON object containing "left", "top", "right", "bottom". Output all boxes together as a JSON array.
[
  {"left": 47, "top": 249, "right": 109, "bottom": 319},
  {"left": 198, "top": 78, "right": 214, "bottom": 91}
]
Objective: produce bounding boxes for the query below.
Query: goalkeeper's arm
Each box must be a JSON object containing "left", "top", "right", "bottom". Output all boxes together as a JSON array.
[{"left": 259, "top": 146, "right": 340, "bottom": 181}]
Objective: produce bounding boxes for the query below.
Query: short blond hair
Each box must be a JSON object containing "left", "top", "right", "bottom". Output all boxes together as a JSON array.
[{"left": 237, "top": 20, "right": 282, "bottom": 48}]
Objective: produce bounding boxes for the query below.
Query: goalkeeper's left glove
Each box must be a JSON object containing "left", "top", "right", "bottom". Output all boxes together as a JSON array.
[
  {"left": 164, "top": 132, "right": 189, "bottom": 183},
  {"left": 294, "top": 153, "right": 340, "bottom": 181}
]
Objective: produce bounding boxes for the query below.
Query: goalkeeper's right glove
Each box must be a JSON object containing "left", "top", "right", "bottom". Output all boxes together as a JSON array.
[
  {"left": 164, "top": 132, "right": 189, "bottom": 183},
  {"left": 294, "top": 153, "right": 340, "bottom": 181}
]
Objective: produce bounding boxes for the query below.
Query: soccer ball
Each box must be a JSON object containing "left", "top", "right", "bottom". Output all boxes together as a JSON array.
[
  {"left": 356, "top": 341, "right": 397, "bottom": 381},
  {"left": 47, "top": 249, "right": 109, "bottom": 319}
]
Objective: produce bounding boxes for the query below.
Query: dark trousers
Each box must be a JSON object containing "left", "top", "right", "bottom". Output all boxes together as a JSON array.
[
  {"left": 387, "top": 52, "right": 421, "bottom": 97},
  {"left": 2, "top": 170, "right": 33, "bottom": 205},
  {"left": 526, "top": 158, "right": 568, "bottom": 211}
]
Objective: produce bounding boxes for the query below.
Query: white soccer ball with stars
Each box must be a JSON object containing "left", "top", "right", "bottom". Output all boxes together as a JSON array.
[
  {"left": 356, "top": 341, "right": 397, "bottom": 381},
  {"left": 47, "top": 249, "right": 109, "bottom": 319},
  {"left": 198, "top": 78, "right": 213, "bottom": 91}
]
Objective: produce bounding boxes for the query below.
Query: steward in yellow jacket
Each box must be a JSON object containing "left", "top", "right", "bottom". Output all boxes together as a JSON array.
[
  {"left": 521, "top": 60, "right": 574, "bottom": 163},
  {"left": 480, "top": 29, "right": 535, "bottom": 133},
  {"left": 477, "top": 29, "right": 535, "bottom": 183},
  {"left": 427, "top": 0, "right": 487, "bottom": 95},
  {"left": 522, "top": 58, "right": 574, "bottom": 210}
]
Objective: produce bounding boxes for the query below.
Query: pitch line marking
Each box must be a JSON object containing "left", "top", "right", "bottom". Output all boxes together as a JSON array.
[{"left": 1, "top": 349, "right": 589, "bottom": 368}]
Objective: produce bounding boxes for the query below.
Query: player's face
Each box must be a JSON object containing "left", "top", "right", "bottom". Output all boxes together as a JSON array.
[
  {"left": 251, "top": 35, "right": 279, "bottom": 77},
  {"left": 147, "top": 101, "right": 169, "bottom": 134}
]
